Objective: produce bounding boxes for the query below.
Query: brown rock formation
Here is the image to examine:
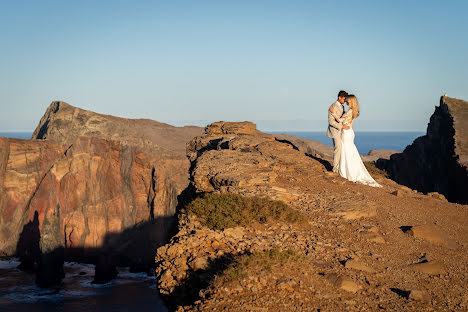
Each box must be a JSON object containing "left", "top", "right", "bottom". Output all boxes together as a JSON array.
[
  {"left": 155, "top": 121, "right": 468, "bottom": 311},
  {"left": 32, "top": 101, "right": 201, "bottom": 157},
  {"left": 377, "top": 96, "right": 468, "bottom": 204},
  {"left": 0, "top": 101, "right": 203, "bottom": 274},
  {"left": 0, "top": 137, "right": 172, "bottom": 261}
]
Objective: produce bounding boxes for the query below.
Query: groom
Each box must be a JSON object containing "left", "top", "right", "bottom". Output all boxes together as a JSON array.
[{"left": 326, "top": 90, "right": 348, "bottom": 173}]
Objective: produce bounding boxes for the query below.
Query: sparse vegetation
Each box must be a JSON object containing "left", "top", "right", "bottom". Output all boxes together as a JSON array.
[
  {"left": 186, "top": 193, "right": 305, "bottom": 230},
  {"left": 364, "top": 161, "right": 389, "bottom": 178},
  {"left": 216, "top": 249, "right": 300, "bottom": 284}
]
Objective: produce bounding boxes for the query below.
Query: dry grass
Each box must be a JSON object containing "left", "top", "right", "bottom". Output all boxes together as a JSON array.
[
  {"left": 364, "top": 161, "right": 389, "bottom": 178},
  {"left": 186, "top": 193, "right": 305, "bottom": 230},
  {"left": 214, "top": 249, "right": 300, "bottom": 285}
]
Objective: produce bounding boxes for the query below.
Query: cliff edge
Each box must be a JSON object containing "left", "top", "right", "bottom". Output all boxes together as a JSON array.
[{"left": 155, "top": 121, "right": 468, "bottom": 311}]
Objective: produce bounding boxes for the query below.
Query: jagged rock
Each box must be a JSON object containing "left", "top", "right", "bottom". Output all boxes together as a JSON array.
[
  {"left": 0, "top": 101, "right": 202, "bottom": 271},
  {"left": 377, "top": 96, "right": 468, "bottom": 204}
]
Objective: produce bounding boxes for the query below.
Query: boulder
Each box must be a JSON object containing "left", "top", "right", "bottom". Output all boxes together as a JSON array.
[
  {"left": 344, "top": 259, "right": 375, "bottom": 273},
  {"left": 325, "top": 273, "right": 360, "bottom": 293},
  {"left": 410, "top": 261, "right": 446, "bottom": 275},
  {"left": 405, "top": 225, "right": 457, "bottom": 249}
]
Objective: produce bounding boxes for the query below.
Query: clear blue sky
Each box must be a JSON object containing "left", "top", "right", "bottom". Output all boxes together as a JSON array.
[{"left": 1, "top": 0, "right": 467, "bottom": 131}]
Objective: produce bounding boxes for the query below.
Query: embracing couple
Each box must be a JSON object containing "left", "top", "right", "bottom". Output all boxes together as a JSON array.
[{"left": 326, "top": 90, "right": 381, "bottom": 188}]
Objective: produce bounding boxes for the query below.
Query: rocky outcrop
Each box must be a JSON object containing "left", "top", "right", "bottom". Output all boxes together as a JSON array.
[
  {"left": 377, "top": 96, "right": 468, "bottom": 204},
  {"left": 0, "top": 101, "right": 203, "bottom": 280},
  {"left": 155, "top": 121, "right": 468, "bottom": 311},
  {"left": 186, "top": 121, "right": 323, "bottom": 201}
]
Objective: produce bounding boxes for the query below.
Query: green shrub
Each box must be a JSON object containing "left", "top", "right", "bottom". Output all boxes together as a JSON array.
[{"left": 186, "top": 193, "right": 304, "bottom": 230}]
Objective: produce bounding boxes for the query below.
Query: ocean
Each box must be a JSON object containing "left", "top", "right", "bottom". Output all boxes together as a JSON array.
[
  {"left": 1, "top": 132, "right": 425, "bottom": 155},
  {"left": 270, "top": 131, "right": 424, "bottom": 155},
  {"left": 0, "top": 132, "right": 33, "bottom": 140},
  {"left": 0, "top": 259, "right": 167, "bottom": 312}
]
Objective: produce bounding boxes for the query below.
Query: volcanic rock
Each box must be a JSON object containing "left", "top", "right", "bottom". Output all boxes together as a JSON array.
[
  {"left": 155, "top": 121, "right": 468, "bottom": 311},
  {"left": 0, "top": 101, "right": 202, "bottom": 273},
  {"left": 377, "top": 96, "right": 468, "bottom": 204}
]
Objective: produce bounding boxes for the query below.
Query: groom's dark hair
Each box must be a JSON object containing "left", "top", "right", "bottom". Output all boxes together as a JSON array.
[{"left": 338, "top": 90, "right": 348, "bottom": 98}]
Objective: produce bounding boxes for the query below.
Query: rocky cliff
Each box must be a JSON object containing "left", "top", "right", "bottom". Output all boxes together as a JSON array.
[
  {"left": 0, "top": 102, "right": 203, "bottom": 279},
  {"left": 377, "top": 96, "right": 468, "bottom": 204},
  {"left": 155, "top": 121, "right": 468, "bottom": 311},
  {"left": 0, "top": 136, "right": 173, "bottom": 263}
]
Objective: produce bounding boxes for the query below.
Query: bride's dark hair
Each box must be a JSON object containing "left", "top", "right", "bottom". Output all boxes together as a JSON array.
[{"left": 347, "top": 94, "right": 360, "bottom": 119}]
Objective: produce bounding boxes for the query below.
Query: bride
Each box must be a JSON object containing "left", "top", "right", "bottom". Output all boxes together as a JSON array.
[{"left": 331, "top": 94, "right": 382, "bottom": 188}]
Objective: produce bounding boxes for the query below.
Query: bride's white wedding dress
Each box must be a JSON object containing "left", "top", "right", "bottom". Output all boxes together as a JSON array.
[{"left": 337, "top": 109, "right": 382, "bottom": 188}]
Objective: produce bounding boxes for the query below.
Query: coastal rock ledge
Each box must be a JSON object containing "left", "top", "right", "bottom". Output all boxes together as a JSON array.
[
  {"left": 377, "top": 95, "right": 468, "bottom": 204},
  {"left": 155, "top": 121, "right": 468, "bottom": 311}
]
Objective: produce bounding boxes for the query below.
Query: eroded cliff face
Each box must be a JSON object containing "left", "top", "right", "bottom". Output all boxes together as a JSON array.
[
  {"left": 0, "top": 101, "right": 202, "bottom": 274},
  {"left": 0, "top": 137, "right": 178, "bottom": 263},
  {"left": 377, "top": 96, "right": 468, "bottom": 204}
]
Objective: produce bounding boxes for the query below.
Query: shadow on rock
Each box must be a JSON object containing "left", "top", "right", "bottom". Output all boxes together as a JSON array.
[
  {"left": 307, "top": 154, "right": 333, "bottom": 171},
  {"left": 13, "top": 213, "right": 179, "bottom": 288},
  {"left": 162, "top": 254, "right": 236, "bottom": 311},
  {"left": 16, "top": 211, "right": 41, "bottom": 272}
]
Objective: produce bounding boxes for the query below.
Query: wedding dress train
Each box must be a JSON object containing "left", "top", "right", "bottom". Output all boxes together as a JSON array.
[{"left": 339, "top": 128, "right": 382, "bottom": 188}]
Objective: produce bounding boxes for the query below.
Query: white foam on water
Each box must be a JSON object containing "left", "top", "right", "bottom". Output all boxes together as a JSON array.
[
  {"left": 0, "top": 259, "right": 20, "bottom": 269},
  {"left": 0, "top": 260, "right": 158, "bottom": 303}
]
